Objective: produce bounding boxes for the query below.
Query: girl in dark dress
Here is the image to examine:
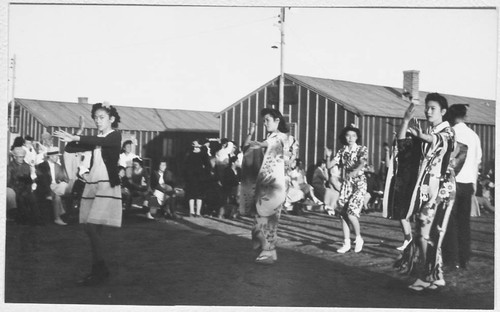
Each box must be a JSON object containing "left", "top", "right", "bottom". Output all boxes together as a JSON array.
[
  {"left": 383, "top": 126, "right": 422, "bottom": 251},
  {"left": 184, "top": 140, "right": 211, "bottom": 217}
]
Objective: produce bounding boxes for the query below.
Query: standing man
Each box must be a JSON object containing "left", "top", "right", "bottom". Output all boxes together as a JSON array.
[{"left": 443, "top": 104, "right": 482, "bottom": 269}]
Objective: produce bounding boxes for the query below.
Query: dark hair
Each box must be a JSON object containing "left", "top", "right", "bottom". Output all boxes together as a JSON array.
[
  {"left": 117, "top": 165, "right": 126, "bottom": 172},
  {"left": 339, "top": 125, "right": 362, "bottom": 145},
  {"left": 261, "top": 107, "right": 289, "bottom": 133},
  {"left": 122, "top": 140, "right": 132, "bottom": 148},
  {"left": 425, "top": 93, "right": 448, "bottom": 110},
  {"left": 295, "top": 158, "right": 303, "bottom": 166},
  {"left": 121, "top": 140, "right": 132, "bottom": 153},
  {"left": 11, "top": 136, "right": 25, "bottom": 150},
  {"left": 446, "top": 103, "right": 469, "bottom": 120},
  {"left": 228, "top": 155, "right": 238, "bottom": 165},
  {"left": 91, "top": 103, "right": 121, "bottom": 128},
  {"left": 316, "top": 159, "right": 326, "bottom": 167},
  {"left": 220, "top": 138, "right": 229, "bottom": 145},
  {"left": 132, "top": 157, "right": 143, "bottom": 166},
  {"left": 24, "top": 135, "right": 34, "bottom": 141},
  {"left": 159, "top": 157, "right": 168, "bottom": 164}
]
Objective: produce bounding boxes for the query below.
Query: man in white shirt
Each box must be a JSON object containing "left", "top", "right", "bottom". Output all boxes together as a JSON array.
[{"left": 443, "top": 104, "right": 482, "bottom": 270}]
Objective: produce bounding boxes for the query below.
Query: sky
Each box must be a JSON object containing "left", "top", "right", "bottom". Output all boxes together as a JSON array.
[{"left": 7, "top": 5, "right": 498, "bottom": 112}]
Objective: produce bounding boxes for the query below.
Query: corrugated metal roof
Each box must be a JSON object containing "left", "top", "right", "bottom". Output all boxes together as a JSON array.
[
  {"left": 15, "top": 98, "right": 219, "bottom": 132},
  {"left": 287, "top": 74, "right": 496, "bottom": 125}
]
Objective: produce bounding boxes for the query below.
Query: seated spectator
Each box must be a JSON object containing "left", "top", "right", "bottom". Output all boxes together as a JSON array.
[
  {"left": 36, "top": 147, "right": 73, "bottom": 225},
  {"left": 311, "top": 159, "right": 328, "bottom": 202},
  {"left": 363, "top": 165, "right": 380, "bottom": 212},
  {"left": 118, "top": 166, "right": 130, "bottom": 209},
  {"left": 125, "top": 157, "right": 154, "bottom": 220},
  {"left": 119, "top": 140, "right": 137, "bottom": 168},
  {"left": 476, "top": 174, "right": 495, "bottom": 214},
  {"left": 220, "top": 155, "right": 241, "bottom": 218},
  {"left": 7, "top": 147, "right": 43, "bottom": 225},
  {"left": 288, "top": 159, "right": 323, "bottom": 205},
  {"left": 150, "top": 158, "right": 178, "bottom": 219}
]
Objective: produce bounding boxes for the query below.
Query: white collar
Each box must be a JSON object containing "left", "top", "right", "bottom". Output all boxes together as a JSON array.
[
  {"left": 98, "top": 129, "right": 114, "bottom": 137},
  {"left": 430, "top": 121, "right": 450, "bottom": 134}
]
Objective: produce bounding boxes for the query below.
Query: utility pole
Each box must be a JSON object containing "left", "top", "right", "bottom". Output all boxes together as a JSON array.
[
  {"left": 278, "top": 7, "right": 285, "bottom": 113},
  {"left": 9, "top": 55, "right": 16, "bottom": 132}
]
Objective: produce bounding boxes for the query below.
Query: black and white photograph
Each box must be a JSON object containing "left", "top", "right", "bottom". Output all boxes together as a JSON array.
[{"left": 1, "top": 0, "right": 497, "bottom": 310}]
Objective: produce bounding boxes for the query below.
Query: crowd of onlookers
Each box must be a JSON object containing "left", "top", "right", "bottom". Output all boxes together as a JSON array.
[
  {"left": 6, "top": 133, "right": 495, "bottom": 227},
  {"left": 111, "top": 138, "right": 243, "bottom": 220},
  {"left": 7, "top": 133, "right": 76, "bottom": 225}
]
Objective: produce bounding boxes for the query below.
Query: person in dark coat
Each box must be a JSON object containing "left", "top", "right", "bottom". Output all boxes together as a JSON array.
[
  {"left": 184, "top": 140, "right": 211, "bottom": 217},
  {"left": 7, "top": 146, "right": 43, "bottom": 225}
]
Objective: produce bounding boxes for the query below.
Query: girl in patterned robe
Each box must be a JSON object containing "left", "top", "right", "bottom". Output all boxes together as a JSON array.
[
  {"left": 243, "top": 108, "right": 298, "bottom": 264},
  {"left": 327, "top": 125, "right": 368, "bottom": 254},
  {"left": 54, "top": 102, "right": 122, "bottom": 286},
  {"left": 394, "top": 93, "right": 456, "bottom": 291}
]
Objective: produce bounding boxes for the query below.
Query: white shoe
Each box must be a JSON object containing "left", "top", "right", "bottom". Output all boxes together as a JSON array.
[
  {"left": 54, "top": 219, "right": 67, "bottom": 226},
  {"left": 408, "top": 278, "right": 432, "bottom": 291},
  {"left": 337, "top": 243, "right": 351, "bottom": 253},
  {"left": 325, "top": 206, "right": 335, "bottom": 216},
  {"left": 427, "top": 279, "right": 446, "bottom": 290},
  {"left": 396, "top": 238, "right": 412, "bottom": 251},
  {"left": 146, "top": 212, "right": 155, "bottom": 220},
  {"left": 354, "top": 238, "right": 364, "bottom": 253}
]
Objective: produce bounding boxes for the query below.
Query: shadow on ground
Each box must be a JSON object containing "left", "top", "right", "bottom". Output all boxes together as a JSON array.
[{"left": 4, "top": 210, "right": 495, "bottom": 309}]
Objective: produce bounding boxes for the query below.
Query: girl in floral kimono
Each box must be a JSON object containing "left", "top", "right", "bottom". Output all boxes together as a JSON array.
[
  {"left": 326, "top": 125, "right": 368, "bottom": 254},
  {"left": 244, "top": 108, "right": 298, "bottom": 264},
  {"left": 394, "top": 93, "right": 456, "bottom": 291}
]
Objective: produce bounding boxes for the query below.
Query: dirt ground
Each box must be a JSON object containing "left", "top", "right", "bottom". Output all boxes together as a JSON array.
[{"left": 3, "top": 206, "right": 495, "bottom": 309}]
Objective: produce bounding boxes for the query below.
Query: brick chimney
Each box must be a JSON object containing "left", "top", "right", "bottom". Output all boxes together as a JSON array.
[
  {"left": 402, "top": 70, "right": 420, "bottom": 103},
  {"left": 78, "top": 97, "right": 88, "bottom": 104}
]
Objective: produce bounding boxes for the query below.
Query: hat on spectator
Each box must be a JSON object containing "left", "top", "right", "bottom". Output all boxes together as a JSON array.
[
  {"left": 12, "top": 147, "right": 26, "bottom": 157},
  {"left": 46, "top": 146, "right": 61, "bottom": 156}
]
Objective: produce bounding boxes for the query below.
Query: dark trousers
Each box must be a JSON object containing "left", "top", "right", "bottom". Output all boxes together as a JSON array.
[
  {"left": 442, "top": 182, "right": 474, "bottom": 266},
  {"left": 16, "top": 189, "right": 42, "bottom": 224}
]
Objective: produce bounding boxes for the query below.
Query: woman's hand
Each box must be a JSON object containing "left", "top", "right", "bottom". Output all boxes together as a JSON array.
[
  {"left": 403, "top": 102, "right": 416, "bottom": 121},
  {"left": 53, "top": 130, "right": 78, "bottom": 142},
  {"left": 324, "top": 147, "right": 333, "bottom": 158},
  {"left": 247, "top": 122, "right": 256, "bottom": 136},
  {"left": 248, "top": 140, "right": 261, "bottom": 148},
  {"left": 407, "top": 119, "right": 423, "bottom": 138},
  {"left": 76, "top": 116, "right": 85, "bottom": 135}
]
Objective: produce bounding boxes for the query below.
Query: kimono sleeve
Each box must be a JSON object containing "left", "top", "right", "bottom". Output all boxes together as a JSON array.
[{"left": 430, "top": 126, "right": 455, "bottom": 152}]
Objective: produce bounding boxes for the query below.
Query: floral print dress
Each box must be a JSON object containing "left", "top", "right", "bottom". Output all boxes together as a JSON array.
[
  {"left": 333, "top": 144, "right": 368, "bottom": 218},
  {"left": 395, "top": 121, "right": 456, "bottom": 282},
  {"left": 251, "top": 132, "right": 298, "bottom": 252}
]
